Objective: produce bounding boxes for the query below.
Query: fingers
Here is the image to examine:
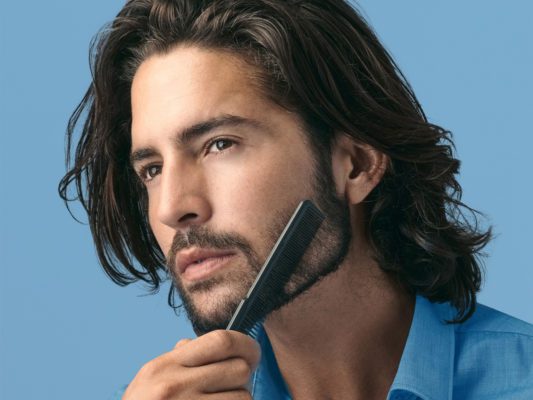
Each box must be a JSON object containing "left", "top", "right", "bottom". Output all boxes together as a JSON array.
[
  {"left": 132, "top": 357, "right": 254, "bottom": 397},
  {"left": 204, "top": 390, "right": 252, "bottom": 400},
  {"left": 122, "top": 331, "right": 259, "bottom": 399},
  {"left": 175, "top": 330, "right": 261, "bottom": 370},
  {"left": 199, "top": 357, "right": 254, "bottom": 393}
]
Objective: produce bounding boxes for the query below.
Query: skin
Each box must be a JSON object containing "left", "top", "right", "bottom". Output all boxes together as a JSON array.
[{"left": 127, "top": 46, "right": 414, "bottom": 399}]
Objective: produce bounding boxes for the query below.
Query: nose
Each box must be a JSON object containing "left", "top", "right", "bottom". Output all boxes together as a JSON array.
[{"left": 155, "top": 164, "right": 212, "bottom": 230}]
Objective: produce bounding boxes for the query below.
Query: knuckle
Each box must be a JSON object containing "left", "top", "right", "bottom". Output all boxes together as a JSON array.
[
  {"left": 153, "top": 381, "right": 174, "bottom": 399},
  {"left": 174, "top": 338, "right": 191, "bottom": 349},
  {"left": 139, "top": 359, "right": 160, "bottom": 378},
  {"left": 210, "top": 330, "right": 234, "bottom": 352},
  {"left": 234, "top": 359, "right": 252, "bottom": 381}
]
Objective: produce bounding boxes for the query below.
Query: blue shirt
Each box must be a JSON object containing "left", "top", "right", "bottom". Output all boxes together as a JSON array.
[
  {"left": 110, "top": 296, "right": 533, "bottom": 399},
  {"left": 250, "top": 296, "right": 533, "bottom": 399}
]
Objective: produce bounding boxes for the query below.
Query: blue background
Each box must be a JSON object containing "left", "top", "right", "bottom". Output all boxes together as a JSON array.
[{"left": 1, "top": 1, "right": 531, "bottom": 398}]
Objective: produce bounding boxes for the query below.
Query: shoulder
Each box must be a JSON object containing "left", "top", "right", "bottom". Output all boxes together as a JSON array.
[
  {"left": 457, "top": 303, "right": 533, "bottom": 337},
  {"left": 452, "top": 304, "right": 533, "bottom": 399}
]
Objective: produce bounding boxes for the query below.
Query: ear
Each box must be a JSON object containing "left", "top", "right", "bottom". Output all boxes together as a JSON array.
[{"left": 331, "top": 134, "right": 388, "bottom": 205}]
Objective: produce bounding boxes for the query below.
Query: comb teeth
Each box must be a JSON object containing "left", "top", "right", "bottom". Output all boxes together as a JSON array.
[
  {"left": 247, "top": 320, "right": 264, "bottom": 340},
  {"left": 226, "top": 200, "right": 325, "bottom": 337}
]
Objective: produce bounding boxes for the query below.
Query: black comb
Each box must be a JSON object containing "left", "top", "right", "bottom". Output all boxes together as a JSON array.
[{"left": 226, "top": 200, "right": 325, "bottom": 338}]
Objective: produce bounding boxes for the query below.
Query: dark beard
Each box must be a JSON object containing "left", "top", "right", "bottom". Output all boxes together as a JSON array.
[
  {"left": 167, "top": 227, "right": 265, "bottom": 335},
  {"left": 166, "top": 165, "right": 351, "bottom": 335}
]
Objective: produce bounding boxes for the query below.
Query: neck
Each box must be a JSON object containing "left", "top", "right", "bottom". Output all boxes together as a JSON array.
[{"left": 264, "top": 243, "right": 414, "bottom": 400}]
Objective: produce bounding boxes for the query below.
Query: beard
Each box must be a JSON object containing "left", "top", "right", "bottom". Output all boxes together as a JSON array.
[{"left": 166, "top": 163, "right": 352, "bottom": 335}]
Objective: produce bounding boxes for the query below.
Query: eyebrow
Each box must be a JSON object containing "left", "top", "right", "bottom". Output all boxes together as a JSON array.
[
  {"left": 130, "top": 147, "right": 158, "bottom": 165},
  {"left": 130, "top": 114, "right": 263, "bottom": 166}
]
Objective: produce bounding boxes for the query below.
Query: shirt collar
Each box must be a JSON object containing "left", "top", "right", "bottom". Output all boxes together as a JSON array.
[
  {"left": 251, "top": 295, "right": 456, "bottom": 400},
  {"left": 251, "top": 326, "right": 291, "bottom": 399},
  {"left": 388, "top": 295, "right": 456, "bottom": 400}
]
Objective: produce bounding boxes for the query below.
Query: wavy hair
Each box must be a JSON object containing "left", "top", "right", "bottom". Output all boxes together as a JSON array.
[{"left": 59, "top": 0, "right": 491, "bottom": 322}]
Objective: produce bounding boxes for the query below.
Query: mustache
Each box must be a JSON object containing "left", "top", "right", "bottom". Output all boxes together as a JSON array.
[{"left": 166, "top": 226, "right": 258, "bottom": 271}]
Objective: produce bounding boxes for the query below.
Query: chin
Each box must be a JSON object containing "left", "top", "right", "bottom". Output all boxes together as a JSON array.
[
  {"left": 181, "top": 280, "right": 248, "bottom": 334},
  {"left": 193, "top": 284, "right": 241, "bottom": 312}
]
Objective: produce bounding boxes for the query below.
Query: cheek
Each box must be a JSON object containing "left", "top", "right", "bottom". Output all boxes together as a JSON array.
[
  {"left": 248, "top": 149, "right": 316, "bottom": 204},
  {"left": 208, "top": 150, "right": 315, "bottom": 242}
]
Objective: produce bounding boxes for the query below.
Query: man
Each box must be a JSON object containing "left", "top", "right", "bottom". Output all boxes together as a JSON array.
[{"left": 59, "top": 0, "right": 533, "bottom": 398}]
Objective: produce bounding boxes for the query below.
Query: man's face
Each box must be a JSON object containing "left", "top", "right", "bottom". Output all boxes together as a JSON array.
[{"left": 131, "top": 46, "right": 351, "bottom": 334}]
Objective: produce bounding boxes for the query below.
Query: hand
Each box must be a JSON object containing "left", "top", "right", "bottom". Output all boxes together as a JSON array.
[{"left": 122, "top": 330, "right": 261, "bottom": 400}]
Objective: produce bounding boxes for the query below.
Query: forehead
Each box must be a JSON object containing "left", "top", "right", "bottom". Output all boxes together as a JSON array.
[
  {"left": 130, "top": 46, "right": 271, "bottom": 146},
  {"left": 132, "top": 46, "right": 257, "bottom": 101}
]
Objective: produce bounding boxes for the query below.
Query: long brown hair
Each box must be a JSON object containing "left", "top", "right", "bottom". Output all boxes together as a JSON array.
[{"left": 59, "top": 0, "right": 491, "bottom": 322}]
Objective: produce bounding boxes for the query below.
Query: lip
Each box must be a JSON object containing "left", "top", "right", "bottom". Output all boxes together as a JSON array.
[{"left": 176, "top": 248, "right": 236, "bottom": 282}]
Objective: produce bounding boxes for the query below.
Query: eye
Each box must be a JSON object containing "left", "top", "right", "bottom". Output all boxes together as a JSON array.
[
  {"left": 206, "top": 138, "right": 235, "bottom": 154},
  {"left": 138, "top": 164, "right": 161, "bottom": 183}
]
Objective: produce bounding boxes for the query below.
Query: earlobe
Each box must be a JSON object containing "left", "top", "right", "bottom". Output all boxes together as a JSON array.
[{"left": 331, "top": 134, "right": 388, "bottom": 205}]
